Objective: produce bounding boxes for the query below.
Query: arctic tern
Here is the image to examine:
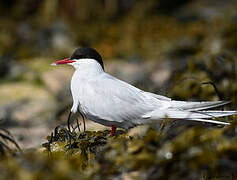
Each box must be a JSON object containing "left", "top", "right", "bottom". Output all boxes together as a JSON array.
[{"left": 52, "top": 48, "right": 236, "bottom": 136}]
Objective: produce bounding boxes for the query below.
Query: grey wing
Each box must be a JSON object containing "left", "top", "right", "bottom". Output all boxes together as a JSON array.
[
  {"left": 83, "top": 73, "right": 156, "bottom": 127},
  {"left": 142, "top": 91, "right": 171, "bottom": 101}
]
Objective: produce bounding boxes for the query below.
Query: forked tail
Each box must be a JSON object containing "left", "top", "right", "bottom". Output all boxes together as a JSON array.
[{"left": 145, "top": 100, "right": 236, "bottom": 125}]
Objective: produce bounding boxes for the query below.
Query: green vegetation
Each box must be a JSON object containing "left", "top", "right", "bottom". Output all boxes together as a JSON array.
[{"left": 0, "top": 118, "right": 237, "bottom": 179}]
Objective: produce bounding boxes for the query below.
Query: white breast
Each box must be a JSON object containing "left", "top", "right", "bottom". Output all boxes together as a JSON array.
[{"left": 70, "top": 58, "right": 104, "bottom": 113}]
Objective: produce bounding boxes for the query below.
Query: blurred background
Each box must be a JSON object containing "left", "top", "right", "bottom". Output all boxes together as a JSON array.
[{"left": 0, "top": 0, "right": 236, "bottom": 148}]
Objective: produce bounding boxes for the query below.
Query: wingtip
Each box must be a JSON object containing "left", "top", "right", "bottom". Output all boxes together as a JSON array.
[
  {"left": 221, "top": 100, "right": 232, "bottom": 105},
  {"left": 220, "top": 121, "right": 230, "bottom": 125},
  {"left": 190, "top": 118, "right": 230, "bottom": 125}
]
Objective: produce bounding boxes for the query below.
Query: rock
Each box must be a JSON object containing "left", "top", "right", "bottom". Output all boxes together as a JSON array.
[
  {"left": 41, "top": 67, "right": 73, "bottom": 96},
  {"left": 8, "top": 123, "right": 51, "bottom": 148},
  {"left": 127, "top": 125, "right": 149, "bottom": 137},
  {"left": 0, "top": 82, "right": 57, "bottom": 125},
  {"left": 0, "top": 55, "right": 25, "bottom": 80},
  {"left": 0, "top": 102, "right": 22, "bottom": 126},
  {"left": 150, "top": 61, "right": 172, "bottom": 87}
]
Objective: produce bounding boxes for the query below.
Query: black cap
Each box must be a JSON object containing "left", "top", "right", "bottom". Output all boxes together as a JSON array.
[{"left": 70, "top": 48, "right": 104, "bottom": 70}]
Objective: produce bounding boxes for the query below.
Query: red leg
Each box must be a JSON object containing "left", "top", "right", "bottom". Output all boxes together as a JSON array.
[{"left": 110, "top": 125, "right": 117, "bottom": 136}]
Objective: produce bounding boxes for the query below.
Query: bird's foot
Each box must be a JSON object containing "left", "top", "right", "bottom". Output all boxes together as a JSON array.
[
  {"left": 110, "top": 125, "right": 117, "bottom": 136},
  {"left": 47, "top": 125, "right": 76, "bottom": 154}
]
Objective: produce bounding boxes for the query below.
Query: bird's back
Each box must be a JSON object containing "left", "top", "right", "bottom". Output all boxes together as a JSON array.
[{"left": 71, "top": 71, "right": 165, "bottom": 128}]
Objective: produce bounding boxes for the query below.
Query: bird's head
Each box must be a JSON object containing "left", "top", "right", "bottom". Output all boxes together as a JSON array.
[{"left": 52, "top": 47, "right": 104, "bottom": 70}]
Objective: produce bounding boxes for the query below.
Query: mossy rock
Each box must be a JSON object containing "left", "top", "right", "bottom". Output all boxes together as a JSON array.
[{"left": 0, "top": 117, "right": 237, "bottom": 179}]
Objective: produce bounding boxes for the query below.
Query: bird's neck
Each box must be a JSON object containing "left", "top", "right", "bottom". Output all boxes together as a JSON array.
[{"left": 72, "top": 58, "right": 104, "bottom": 78}]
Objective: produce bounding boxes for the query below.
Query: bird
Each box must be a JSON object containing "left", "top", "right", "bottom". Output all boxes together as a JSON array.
[{"left": 52, "top": 47, "right": 237, "bottom": 136}]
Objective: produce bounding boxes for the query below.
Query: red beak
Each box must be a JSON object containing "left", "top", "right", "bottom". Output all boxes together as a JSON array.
[{"left": 52, "top": 58, "right": 76, "bottom": 65}]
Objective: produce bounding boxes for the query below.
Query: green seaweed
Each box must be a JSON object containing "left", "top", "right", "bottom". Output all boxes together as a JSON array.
[{"left": 0, "top": 117, "right": 237, "bottom": 179}]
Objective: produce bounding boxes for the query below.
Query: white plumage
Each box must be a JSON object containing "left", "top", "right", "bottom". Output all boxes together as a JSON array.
[
  {"left": 53, "top": 48, "right": 236, "bottom": 132},
  {"left": 69, "top": 58, "right": 235, "bottom": 129}
]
